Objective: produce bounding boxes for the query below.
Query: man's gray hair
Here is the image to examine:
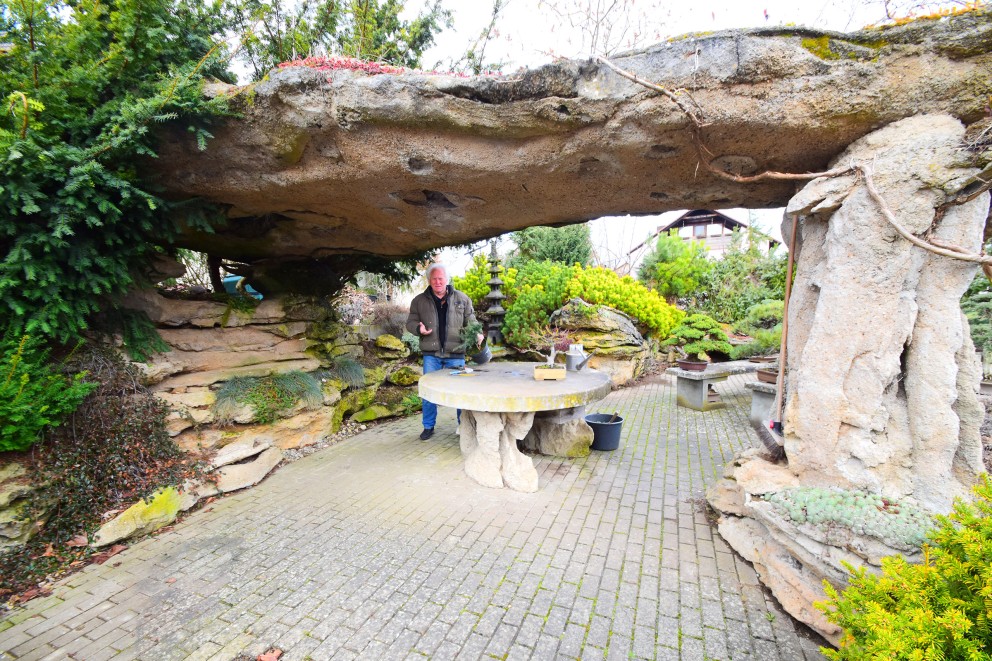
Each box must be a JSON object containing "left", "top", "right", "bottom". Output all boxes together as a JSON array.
[{"left": 426, "top": 263, "right": 449, "bottom": 282}]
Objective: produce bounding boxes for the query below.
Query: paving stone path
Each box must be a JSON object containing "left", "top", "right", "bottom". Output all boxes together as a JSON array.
[{"left": 0, "top": 372, "right": 828, "bottom": 660}]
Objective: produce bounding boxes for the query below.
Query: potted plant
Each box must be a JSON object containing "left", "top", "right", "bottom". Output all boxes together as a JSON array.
[
  {"left": 455, "top": 320, "right": 490, "bottom": 364},
  {"left": 525, "top": 326, "right": 572, "bottom": 380},
  {"left": 663, "top": 313, "right": 734, "bottom": 371}
]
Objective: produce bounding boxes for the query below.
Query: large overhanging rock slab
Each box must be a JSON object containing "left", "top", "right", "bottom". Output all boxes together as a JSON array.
[{"left": 155, "top": 11, "right": 992, "bottom": 271}]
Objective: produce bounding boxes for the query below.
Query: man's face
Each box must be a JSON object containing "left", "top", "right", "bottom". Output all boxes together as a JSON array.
[{"left": 429, "top": 269, "right": 448, "bottom": 297}]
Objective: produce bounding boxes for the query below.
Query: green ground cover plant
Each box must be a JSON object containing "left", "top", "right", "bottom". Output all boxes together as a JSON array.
[
  {"left": 0, "top": 335, "right": 95, "bottom": 452},
  {"left": 818, "top": 476, "right": 992, "bottom": 660}
]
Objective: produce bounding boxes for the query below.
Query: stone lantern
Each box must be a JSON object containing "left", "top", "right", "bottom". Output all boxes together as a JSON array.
[{"left": 483, "top": 242, "right": 505, "bottom": 344}]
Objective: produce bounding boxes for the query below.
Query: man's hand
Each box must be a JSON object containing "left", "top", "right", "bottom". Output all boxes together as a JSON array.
[
  {"left": 476, "top": 333, "right": 485, "bottom": 347},
  {"left": 419, "top": 322, "right": 433, "bottom": 335}
]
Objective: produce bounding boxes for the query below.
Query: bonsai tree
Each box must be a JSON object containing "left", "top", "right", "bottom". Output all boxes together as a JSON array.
[
  {"left": 523, "top": 325, "right": 574, "bottom": 366},
  {"left": 663, "top": 313, "right": 734, "bottom": 361},
  {"left": 454, "top": 320, "right": 485, "bottom": 354}
]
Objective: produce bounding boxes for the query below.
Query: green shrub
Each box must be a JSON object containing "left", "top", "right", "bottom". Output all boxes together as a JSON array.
[
  {"left": 566, "top": 267, "right": 684, "bottom": 338},
  {"left": 961, "top": 271, "right": 992, "bottom": 353},
  {"left": 729, "top": 299, "right": 785, "bottom": 359},
  {"left": 501, "top": 262, "right": 685, "bottom": 348},
  {"left": 213, "top": 371, "right": 323, "bottom": 425},
  {"left": 730, "top": 328, "right": 782, "bottom": 360},
  {"left": 735, "top": 299, "right": 785, "bottom": 336},
  {"left": 400, "top": 331, "right": 421, "bottom": 354},
  {"left": 662, "top": 313, "right": 733, "bottom": 360},
  {"left": 452, "top": 253, "right": 517, "bottom": 308},
  {"left": 637, "top": 229, "right": 712, "bottom": 303},
  {"left": 818, "top": 476, "right": 992, "bottom": 660},
  {"left": 694, "top": 229, "right": 786, "bottom": 324},
  {"left": 507, "top": 224, "right": 592, "bottom": 268},
  {"left": 502, "top": 262, "right": 576, "bottom": 347},
  {"left": 0, "top": 334, "right": 96, "bottom": 453}
]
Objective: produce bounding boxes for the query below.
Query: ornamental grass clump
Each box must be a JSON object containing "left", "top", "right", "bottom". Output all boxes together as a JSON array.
[
  {"left": 213, "top": 371, "right": 323, "bottom": 425},
  {"left": 817, "top": 476, "right": 992, "bottom": 660},
  {"left": 765, "top": 487, "right": 935, "bottom": 550}
]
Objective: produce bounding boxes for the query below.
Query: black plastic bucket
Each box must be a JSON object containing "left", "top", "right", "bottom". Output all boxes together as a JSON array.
[{"left": 585, "top": 413, "right": 624, "bottom": 451}]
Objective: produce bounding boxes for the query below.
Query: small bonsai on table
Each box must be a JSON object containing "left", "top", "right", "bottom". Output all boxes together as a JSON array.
[{"left": 523, "top": 326, "right": 573, "bottom": 379}]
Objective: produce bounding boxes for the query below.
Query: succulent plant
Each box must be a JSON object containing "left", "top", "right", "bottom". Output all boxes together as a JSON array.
[{"left": 764, "top": 487, "right": 935, "bottom": 550}]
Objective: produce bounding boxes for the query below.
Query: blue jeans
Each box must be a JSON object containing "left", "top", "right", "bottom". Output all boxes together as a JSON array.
[{"left": 422, "top": 354, "right": 465, "bottom": 429}]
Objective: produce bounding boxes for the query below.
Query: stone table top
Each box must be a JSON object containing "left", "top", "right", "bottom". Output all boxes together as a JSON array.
[
  {"left": 418, "top": 361, "right": 612, "bottom": 413},
  {"left": 666, "top": 359, "right": 776, "bottom": 380}
]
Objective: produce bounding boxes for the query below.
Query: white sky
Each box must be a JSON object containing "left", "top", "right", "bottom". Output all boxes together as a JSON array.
[{"left": 407, "top": 0, "right": 974, "bottom": 276}]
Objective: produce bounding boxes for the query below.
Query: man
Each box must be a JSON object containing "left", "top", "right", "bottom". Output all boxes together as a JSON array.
[{"left": 406, "top": 263, "right": 483, "bottom": 440}]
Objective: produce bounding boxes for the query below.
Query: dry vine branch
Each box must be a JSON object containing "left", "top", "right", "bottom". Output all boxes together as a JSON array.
[{"left": 598, "top": 56, "right": 992, "bottom": 270}]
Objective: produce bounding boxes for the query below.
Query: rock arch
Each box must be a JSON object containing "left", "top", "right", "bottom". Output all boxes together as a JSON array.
[{"left": 153, "top": 8, "right": 992, "bottom": 644}]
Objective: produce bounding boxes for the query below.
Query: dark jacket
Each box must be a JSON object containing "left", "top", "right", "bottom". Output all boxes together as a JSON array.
[{"left": 406, "top": 285, "right": 477, "bottom": 356}]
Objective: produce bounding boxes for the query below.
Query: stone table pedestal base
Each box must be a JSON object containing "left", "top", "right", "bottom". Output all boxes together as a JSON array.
[{"left": 459, "top": 410, "right": 538, "bottom": 493}]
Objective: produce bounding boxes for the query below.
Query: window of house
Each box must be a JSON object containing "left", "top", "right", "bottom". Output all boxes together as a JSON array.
[{"left": 693, "top": 224, "right": 707, "bottom": 238}]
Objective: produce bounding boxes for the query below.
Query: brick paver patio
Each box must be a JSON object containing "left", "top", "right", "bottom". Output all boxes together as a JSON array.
[{"left": 0, "top": 372, "right": 828, "bottom": 660}]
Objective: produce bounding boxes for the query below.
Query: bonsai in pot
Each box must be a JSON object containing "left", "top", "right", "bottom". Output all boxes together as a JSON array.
[
  {"left": 663, "top": 313, "right": 734, "bottom": 371},
  {"left": 524, "top": 326, "right": 572, "bottom": 380},
  {"left": 455, "top": 320, "right": 490, "bottom": 364}
]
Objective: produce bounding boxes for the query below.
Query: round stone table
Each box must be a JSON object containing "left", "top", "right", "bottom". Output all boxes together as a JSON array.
[{"left": 419, "top": 362, "right": 612, "bottom": 492}]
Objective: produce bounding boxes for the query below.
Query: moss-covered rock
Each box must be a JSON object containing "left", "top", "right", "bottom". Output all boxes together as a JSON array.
[
  {"left": 331, "top": 385, "right": 379, "bottom": 432},
  {"left": 386, "top": 365, "right": 422, "bottom": 386},
  {"left": 351, "top": 404, "right": 398, "bottom": 423},
  {"left": 374, "top": 333, "right": 410, "bottom": 360},
  {"left": 92, "top": 487, "right": 183, "bottom": 547},
  {"left": 362, "top": 364, "right": 389, "bottom": 387}
]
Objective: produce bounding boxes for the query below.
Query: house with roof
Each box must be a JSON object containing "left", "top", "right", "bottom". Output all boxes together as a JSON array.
[{"left": 625, "top": 209, "right": 779, "bottom": 271}]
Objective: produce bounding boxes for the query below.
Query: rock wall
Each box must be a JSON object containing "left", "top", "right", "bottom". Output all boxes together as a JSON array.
[{"left": 708, "top": 114, "right": 991, "bottom": 642}]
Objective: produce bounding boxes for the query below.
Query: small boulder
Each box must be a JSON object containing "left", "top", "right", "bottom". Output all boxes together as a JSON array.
[
  {"left": 374, "top": 334, "right": 410, "bottom": 360},
  {"left": 92, "top": 487, "right": 183, "bottom": 547},
  {"left": 386, "top": 365, "right": 422, "bottom": 386},
  {"left": 213, "top": 447, "right": 282, "bottom": 493},
  {"left": 351, "top": 404, "right": 398, "bottom": 423},
  {"left": 211, "top": 437, "right": 272, "bottom": 469},
  {"left": 550, "top": 299, "right": 651, "bottom": 386}
]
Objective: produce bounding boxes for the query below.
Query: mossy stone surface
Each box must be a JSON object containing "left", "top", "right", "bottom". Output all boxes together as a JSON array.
[
  {"left": 92, "top": 487, "right": 183, "bottom": 547},
  {"left": 386, "top": 365, "right": 422, "bottom": 386}
]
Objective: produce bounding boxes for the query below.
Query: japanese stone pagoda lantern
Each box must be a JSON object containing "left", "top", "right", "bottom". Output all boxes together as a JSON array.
[{"left": 483, "top": 242, "right": 505, "bottom": 344}]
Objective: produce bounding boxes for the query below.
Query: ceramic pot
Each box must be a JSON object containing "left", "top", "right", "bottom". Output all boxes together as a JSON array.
[
  {"left": 677, "top": 359, "right": 708, "bottom": 371},
  {"left": 756, "top": 368, "right": 778, "bottom": 384}
]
